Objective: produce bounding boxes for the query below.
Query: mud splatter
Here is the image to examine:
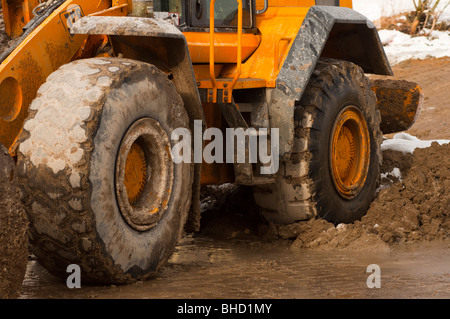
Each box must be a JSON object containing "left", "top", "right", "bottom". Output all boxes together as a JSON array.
[{"left": 0, "top": 145, "right": 29, "bottom": 299}]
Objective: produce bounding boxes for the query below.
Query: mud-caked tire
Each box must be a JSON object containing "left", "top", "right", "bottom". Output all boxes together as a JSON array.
[
  {"left": 17, "top": 58, "right": 192, "bottom": 284},
  {"left": 255, "top": 59, "right": 382, "bottom": 225},
  {"left": 0, "top": 144, "right": 28, "bottom": 298}
]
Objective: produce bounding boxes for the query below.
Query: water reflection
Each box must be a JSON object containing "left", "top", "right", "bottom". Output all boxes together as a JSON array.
[{"left": 19, "top": 235, "right": 450, "bottom": 299}]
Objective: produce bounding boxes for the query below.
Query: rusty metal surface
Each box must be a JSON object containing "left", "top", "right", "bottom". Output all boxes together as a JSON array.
[{"left": 369, "top": 75, "right": 424, "bottom": 134}]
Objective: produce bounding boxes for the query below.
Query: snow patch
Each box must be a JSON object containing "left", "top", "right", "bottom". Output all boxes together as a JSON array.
[
  {"left": 378, "top": 29, "right": 450, "bottom": 65},
  {"left": 381, "top": 167, "right": 402, "bottom": 181},
  {"left": 381, "top": 133, "right": 450, "bottom": 154},
  {"left": 353, "top": 0, "right": 450, "bottom": 64},
  {"left": 353, "top": 0, "right": 450, "bottom": 22}
]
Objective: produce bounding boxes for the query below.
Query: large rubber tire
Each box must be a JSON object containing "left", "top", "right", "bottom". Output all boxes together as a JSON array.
[
  {"left": 0, "top": 144, "right": 28, "bottom": 298},
  {"left": 254, "top": 59, "right": 382, "bottom": 225},
  {"left": 17, "top": 58, "right": 192, "bottom": 284}
]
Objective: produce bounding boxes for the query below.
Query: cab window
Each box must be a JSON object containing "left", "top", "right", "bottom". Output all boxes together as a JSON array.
[{"left": 190, "top": 0, "right": 253, "bottom": 28}]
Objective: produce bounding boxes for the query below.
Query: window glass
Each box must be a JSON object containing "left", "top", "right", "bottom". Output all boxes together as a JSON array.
[{"left": 191, "top": 0, "right": 253, "bottom": 28}]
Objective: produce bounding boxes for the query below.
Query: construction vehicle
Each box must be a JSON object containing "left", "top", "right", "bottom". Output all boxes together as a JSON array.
[{"left": 0, "top": 0, "right": 423, "bottom": 284}]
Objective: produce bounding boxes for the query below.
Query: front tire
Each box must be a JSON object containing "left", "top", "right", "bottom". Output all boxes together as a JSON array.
[
  {"left": 255, "top": 59, "right": 382, "bottom": 225},
  {"left": 17, "top": 58, "right": 192, "bottom": 284}
]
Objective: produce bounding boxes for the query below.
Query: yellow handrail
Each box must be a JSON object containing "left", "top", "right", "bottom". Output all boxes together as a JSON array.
[
  {"left": 209, "top": 0, "right": 217, "bottom": 102},
  {"left": 209, "top": 0, "right": 243, "bottom": 103},
  {"left": 230, "top": 0, "right": 243, "bottom": 91}
]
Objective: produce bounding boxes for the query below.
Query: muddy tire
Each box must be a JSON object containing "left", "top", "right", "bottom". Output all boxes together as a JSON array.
[
  {"left": 17, "top": 58, "right": 192, "bottom": 284},
  {"left": 254, "top": 59, "right": 382, "bottom": 224},
  {"left": 0, "top": 144, "right": 28, "bottom": 298}
]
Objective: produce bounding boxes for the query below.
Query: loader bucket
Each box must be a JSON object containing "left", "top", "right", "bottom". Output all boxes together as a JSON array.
[{"left": 369, "top": 75, "right": 424, "bottom": 134}]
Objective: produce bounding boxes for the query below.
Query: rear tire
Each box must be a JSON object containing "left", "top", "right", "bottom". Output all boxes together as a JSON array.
[
  {"left": 17, "top": 58, "right": 192, "bottom": 284},
  {"left": 254, "top": 59, "right": 382, "bottom": 225}
]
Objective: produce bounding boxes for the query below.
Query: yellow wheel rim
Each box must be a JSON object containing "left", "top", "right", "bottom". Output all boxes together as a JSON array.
[
  {"left": 124, "top": 142, "right": 147, "bottom": 206},
  {"left": 115, "top": 118, "right": 174, "bottom": 232},
  {"left": 330, "top": 106, "right": 370, "bottom": 199}
]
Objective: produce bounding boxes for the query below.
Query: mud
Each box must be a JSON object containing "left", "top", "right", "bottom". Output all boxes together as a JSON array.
[
  {"left": 0, "top": 145, "right": 29, "bottom": 299},
  {"left": 18, "top": 237, "right": 450, "bottom": 299},
  {"left": 0, "top": 9, "right": 10, "bottom": 53},
  {"left": 276, "top": 142, "right": 449, "bottom": 252},
  {"left": 1, "top": 13, "right": 29, "bottom": 298}
]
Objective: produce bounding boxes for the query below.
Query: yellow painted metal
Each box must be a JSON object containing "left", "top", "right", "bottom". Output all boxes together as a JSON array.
[
  {"left": 330, "top": 106, "right": 370, "bottom": 199},
  {"left": 191, "top": 0, "right": 354, "bottom": 95},
  {"left": 256, "top": 0, "right": 314, "bottom": 7},
  {"left": 0, "top": 0, "right": 129, "bottom": 153},
  {"left": 222, "top": 5, "right": 310, "bottom": 87},
  {"left": 190, "top": 2, "right": 323, "bottom": 96},
  {"left": 370, "top": 75, "right": 424, "bottom": 134},
  {"left": 208, "top": 0, "right": 243, "bottom": 103},
  {"left": 1, "top": 0, "right": 41, "bottom": 39},
  {"left": 90, "top": 3, "right": 129, "bottom": 16},
  {"left": 229, "top": 0, "right": 243, "bottom": 96},
  {"left": 197, "top": 78, "right": 266, "bottom": 90},
  {"left": 184, "top": 31, "right": 261, "bottom": 64},
  {"left": 0, "top": 0, "right": 356, "bottom": 153},
  {"left": 209, "top": 0, "right": 218, "bottom": 103},
  {"left": 124, "top": 142, "right": 148, "bottom": 206}
]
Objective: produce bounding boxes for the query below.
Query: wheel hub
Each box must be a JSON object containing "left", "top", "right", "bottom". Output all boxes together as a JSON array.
[
  {"left": 115, "top": 118, "right": 174, "bottom": 231},
  {"left": 124, "top": 142, "right": 148, "bottom": 206},
  {"left": 330, "top": 106, "right": 370, "bottom": 199}
]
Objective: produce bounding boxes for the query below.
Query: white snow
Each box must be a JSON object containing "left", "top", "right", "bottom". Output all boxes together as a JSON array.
[
  {"left": 381, "top": 133, "right": 450, "bottom": 154},
  {"left": 353, "top": 0, "right": 450, "bottom": 65},
  {"left": 353, "top": 0, "right": 450, "bottom": 22},
  {"left": 381, "top": 167, "right": 402, "bottom": 181},
  {"left": 378, "top": 29, "right": 450, "bottom": 64}
]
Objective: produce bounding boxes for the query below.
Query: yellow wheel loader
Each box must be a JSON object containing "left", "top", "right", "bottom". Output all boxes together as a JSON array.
[{"left": 0, "top": 0, "right": 423, "bottom": 284}]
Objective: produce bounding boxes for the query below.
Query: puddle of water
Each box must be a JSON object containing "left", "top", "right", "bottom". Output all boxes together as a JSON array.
[{"left": 19, "top": 235, "right": 450, "bottom": 299}]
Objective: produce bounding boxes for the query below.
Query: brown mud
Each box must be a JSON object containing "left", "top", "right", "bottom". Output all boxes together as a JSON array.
[
  {"left": 275, "top": 142, "right": 449, "bottom": 252},
  {"left": 0, "top": 11, "right": 28, "bottom": 299},
  {"left": 0, "top": 145, "right": 29, "bottom": 299},
  {"left": 0, "top": 9, "right": 10, "bottom": 53}
]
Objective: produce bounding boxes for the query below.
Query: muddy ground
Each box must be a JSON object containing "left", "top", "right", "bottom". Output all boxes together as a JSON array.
[
  {"left": 0, "top": 146, "right": 28, "bottom": 299},
  {"left": 1, "top": 9, "right": 449, "bottom": 299},
  {"left": 17, "top": 57, "right": 450, "bottom": 299}
]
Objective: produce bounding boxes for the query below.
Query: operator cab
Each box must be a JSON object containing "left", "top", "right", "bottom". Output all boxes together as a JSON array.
[
  {"left": 150, "top": 0, "right": 256, "bottom": 31},
  {"left": 184, "top": 0, "right": 256, "bottom": 31}
]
